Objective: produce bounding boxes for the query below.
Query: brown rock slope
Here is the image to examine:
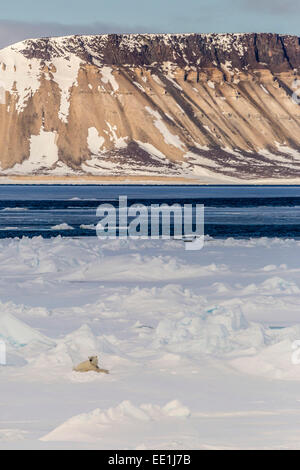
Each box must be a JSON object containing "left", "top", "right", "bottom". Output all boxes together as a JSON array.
[{"left": 0, "top": 33, "right": 300, "bottom": 182}]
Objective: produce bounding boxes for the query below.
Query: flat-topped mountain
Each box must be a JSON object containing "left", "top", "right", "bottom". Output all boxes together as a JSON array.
[{"left": 0, "top": 33, "right": 300, "bottom": 182}]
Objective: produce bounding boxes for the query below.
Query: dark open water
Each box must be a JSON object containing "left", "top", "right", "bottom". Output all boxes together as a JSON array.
[{"left": 1, "top": 185, "right": 300, "bottom": 239}]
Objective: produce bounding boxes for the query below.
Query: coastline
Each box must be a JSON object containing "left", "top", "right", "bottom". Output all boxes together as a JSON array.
[{"left": 1, "top": 175, "right": 300, "bottom": 185}]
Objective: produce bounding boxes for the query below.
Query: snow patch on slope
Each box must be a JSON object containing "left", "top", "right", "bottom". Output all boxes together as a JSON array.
[
  {"left": 101, "top": 66, "right": 119, "bottom": 92},
  {"left": 7, "top": 128, "right": 59, "bottom": 174},
  {"left": 0, "top": 44, "right": 41, "bottom": 113},
  {"left": 51, "top": 56, "right": 82, "bottom": 123},
  {"left": 105, "top": 122, "right": 128, "bottom": 149},
  {"left": 136, "top": 141, "right": 167, "bottom": 162},
  {"left": 145, "top": 107, "right": 185, "bottom": 151},
  {"left": 87, "top": 127, "right": 105, "bottom": 155}
]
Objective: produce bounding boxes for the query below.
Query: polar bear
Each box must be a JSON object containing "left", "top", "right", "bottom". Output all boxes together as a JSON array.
[{"left": 73, "top": 356, "right": 109, "bottom": 374}]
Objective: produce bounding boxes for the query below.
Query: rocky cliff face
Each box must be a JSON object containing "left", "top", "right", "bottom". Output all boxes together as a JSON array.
[{"left": 0, "top": 33, "right": 300, "bottom": 182}]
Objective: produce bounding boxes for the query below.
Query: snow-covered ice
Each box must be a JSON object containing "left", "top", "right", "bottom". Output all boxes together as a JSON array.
[
  {"left": 51, "top": 223, "right": 74, "bottom": 230},
  {"left": 2, "top": 235, "right": 300, "bottom": 448}
]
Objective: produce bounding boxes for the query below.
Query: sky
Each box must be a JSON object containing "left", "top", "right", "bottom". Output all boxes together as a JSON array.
[{"left": 0, "top": 0, "right": 299, "bottom": 49}]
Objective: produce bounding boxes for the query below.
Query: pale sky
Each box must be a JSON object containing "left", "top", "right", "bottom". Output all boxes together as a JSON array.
[{"left": 0, "top": 0, "right": 299, "bottom": 48}]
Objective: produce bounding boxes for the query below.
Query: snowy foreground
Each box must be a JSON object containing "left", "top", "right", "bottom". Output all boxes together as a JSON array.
[{"left": 1, "top": 236, "right": 300, "bottom": 449}]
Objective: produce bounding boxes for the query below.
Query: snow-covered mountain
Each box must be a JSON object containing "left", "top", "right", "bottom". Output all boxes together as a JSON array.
[{"left": 0, "top": 33, "right": 300, "bottom": 182}]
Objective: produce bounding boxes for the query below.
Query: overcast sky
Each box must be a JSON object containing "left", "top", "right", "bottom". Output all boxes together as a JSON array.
[{"left": 0, "top": 0, "right": 299, "bottom": 49}]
